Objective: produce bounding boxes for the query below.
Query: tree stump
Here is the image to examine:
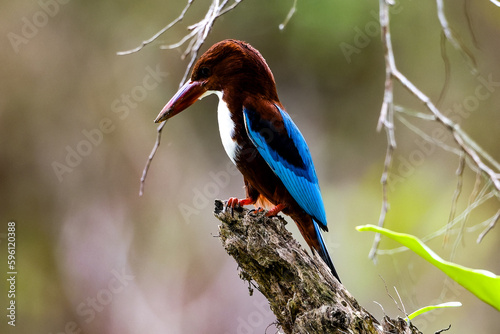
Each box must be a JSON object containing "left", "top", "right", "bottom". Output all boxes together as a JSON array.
[{"left": 214, "top": 199, "right": 422, "bottom": 334}]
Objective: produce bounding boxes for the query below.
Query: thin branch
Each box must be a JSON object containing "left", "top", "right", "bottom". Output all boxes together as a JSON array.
[
  {"left": 381, "top": 276, "right": 407, "bottom": 318},
  {"left": 395, "top": 106, "right": 500, "bottom": 177},
  {"left": 395, "top": 106, "right": 436, "bottom": 121},
  {"left": 435, "top": 324, "right": 452, "bottom": 334},
  {"left": 436, "top": 31, "right": 451, "bottom": 108},
  {"left": 387, "top": 60, "right": 500, "bottom": 195},
  {"left": 435, "top": 0, "right": 477, "bottom": 73},
  {"left": 451, "top": 130, "right": 500, "bottom": 192},
  {"left": 159, "top": 0, "right": 245, "bottom": 87},
  {"left": 369, "top": 142, "right": 393, "bottom": 262},
  {"left": 279, "top": 0, "right": 297, "bottom": 31},
  {"left": 451, "top": 168, "right": 482, "bottom": 255},
  {"left": 477, "top": 209, "right": 500, "bottom": 243},
  {"left": 394, "top": 287, "right": 407, "bottom": 318},
  {"left": 464, "top": 0, "right": 480, "bottom": 50},
  {"left": 457, "top": 128, "right": 500, "bottom": 172},
  {"left": 390, "top": 110, "right": 500, "bottom": 248},
  {"left": 395, "top": 111, "right": 462, "bottom": 157},
  {"left": 376, "top": 184, "right": 495, "bottom": 256},
  {"left": 159, "top": 29, "right": 198, "bottom": 52},
  {"left": 117, "top": 0, "right": 195, "bottom": 56},
  {"left": 369, "top": 0, "right": 396, "bottom": 262},
  {"left": 220, "top": 0, "right": 243, "bottom": 15},
  {"left": 139, "top": 121, "right": 166, "bottom": 196},
  {"left": 445, "top": 153, "right": 465, "bottom": 248}
]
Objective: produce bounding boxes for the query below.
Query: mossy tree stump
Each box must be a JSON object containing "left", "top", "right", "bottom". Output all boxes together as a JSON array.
[{"left": 214, "top": 200, "right": 421, "bottom": 334}]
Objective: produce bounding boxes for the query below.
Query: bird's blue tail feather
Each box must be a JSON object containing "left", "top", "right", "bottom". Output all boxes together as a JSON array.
[{"left": 313, "top": 220, "right": 341, "bottom": 283}]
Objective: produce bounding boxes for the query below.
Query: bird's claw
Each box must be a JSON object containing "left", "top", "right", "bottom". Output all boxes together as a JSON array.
[
  {"left": 227, "top": 197, "right": 240, "bottom": 217},
  {"left": 249, "top": 207, "right": 265, "bottom": 216}
]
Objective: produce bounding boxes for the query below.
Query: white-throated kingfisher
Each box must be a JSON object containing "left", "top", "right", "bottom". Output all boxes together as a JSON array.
[{"left": 155, "top": 40, "right": 340, "bottom": 282}]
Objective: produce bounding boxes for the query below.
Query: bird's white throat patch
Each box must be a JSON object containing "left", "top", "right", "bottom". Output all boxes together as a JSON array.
[
  {"left": 202, "top": 91, "right": 238, "bottom": 164},
  {"left": 216, "top": 93, "right": 238, "bottom": 164}
]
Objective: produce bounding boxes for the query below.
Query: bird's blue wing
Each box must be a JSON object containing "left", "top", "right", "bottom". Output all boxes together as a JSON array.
[{"left": 243, "top": 104, "right": 328, "bottom": 229}]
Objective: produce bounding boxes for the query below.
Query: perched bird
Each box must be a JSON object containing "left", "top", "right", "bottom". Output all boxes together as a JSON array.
[{"left": 155, "top": 39, "right": 340, "bottom": 282}]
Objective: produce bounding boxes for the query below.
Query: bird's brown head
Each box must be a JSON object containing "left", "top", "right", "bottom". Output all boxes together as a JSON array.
[{"left": 154, "top": 39, "right": 278, "bottom": 123}]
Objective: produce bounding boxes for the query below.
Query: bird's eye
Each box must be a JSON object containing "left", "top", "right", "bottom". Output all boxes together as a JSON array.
[{"left": 199, "top": 67, "right": 211, "bottom": 78}]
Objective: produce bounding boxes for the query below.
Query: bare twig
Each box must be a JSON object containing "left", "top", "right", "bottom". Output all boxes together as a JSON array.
[
  {"left": 464, "top": 0, "right": 479, "bottom": 50},
  {"left": 394, "top": 287, "right": 407, "bottom": 318},
  {"left": 117, "top": 0, "right": 195, "bottom": 56},
  {"left": 452, "top": 132, "right": 500, "bottom": 192},
  {"left": 159, "top": 0, "right": 244, "bottom": 86},
  {"left": 445, "top": 153, "right": 465, "bottom": 247},
  {"left": 370, "top": 0, "right": 396, "bottom": 262},
  {"left": 395, "top": 110, "right": 461, "bottom": 156},
  {"left": 451, "top": 168, "right": 482, "bottom": 255},
  {"left": 377, "top": 183, "right": 495, "bottom": 255},
  {"left": 435, "top": 324, "right": 452, "bottom": 334},
  {"left": 435, "top": 0, "right": 477, "bottom": 73},
  {"left": 381, "top": 276, "right": 407, "bottom": 318},
  {"left": 279, "top": 0, "right": 297, "bottom": 30},
  {"left": 395, "top": 106, "right": 500, "bottom": 180},
  {"left": 370, "top": 142, "right": 394, "bottom": 261},
  {"left": 139, "top": 121, "right": 166, "bottom": 196},
  {"left": 436, "top": 32, "right": 451, "bottom": 108},
  {"left": 477, "top": 209, "right": 500, "bottom": 243}
]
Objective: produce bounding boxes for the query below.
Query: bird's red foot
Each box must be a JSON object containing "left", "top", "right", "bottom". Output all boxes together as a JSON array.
[
  {"left": 227, "top": 197, "right": 256, "bottom": 208},
  {"left": 265, "top": 203, "right": 287, "bottom": 217},
  {"left": 227, "top": 197, "right": 257, "bottom": 216}
]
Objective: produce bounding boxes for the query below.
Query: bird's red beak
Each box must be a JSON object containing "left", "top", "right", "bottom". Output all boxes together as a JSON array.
[{"left": 154, "top": 80, "right": 207, "bottom": 123}]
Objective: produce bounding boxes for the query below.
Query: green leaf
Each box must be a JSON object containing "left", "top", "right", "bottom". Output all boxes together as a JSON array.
[
  {"left": 357, "top": 224, "right": 500, "bottom": 311},
  {"left": 407, "top": 301, "right": 462, "bottom": 320}
]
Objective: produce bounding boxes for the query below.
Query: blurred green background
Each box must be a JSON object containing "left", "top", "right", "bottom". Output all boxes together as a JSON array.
[{"left": 1, "top": 0, "right": 500, "bottom": 333}]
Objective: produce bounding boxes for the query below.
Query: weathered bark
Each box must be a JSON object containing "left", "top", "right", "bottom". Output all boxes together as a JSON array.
[{"left": 214, "top": 200, "right": 422, "bottom": 334}]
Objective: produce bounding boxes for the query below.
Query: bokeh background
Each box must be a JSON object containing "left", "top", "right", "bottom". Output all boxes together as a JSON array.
[{"left": 1, "top": 0, "right": 500, "bottom": 333}]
